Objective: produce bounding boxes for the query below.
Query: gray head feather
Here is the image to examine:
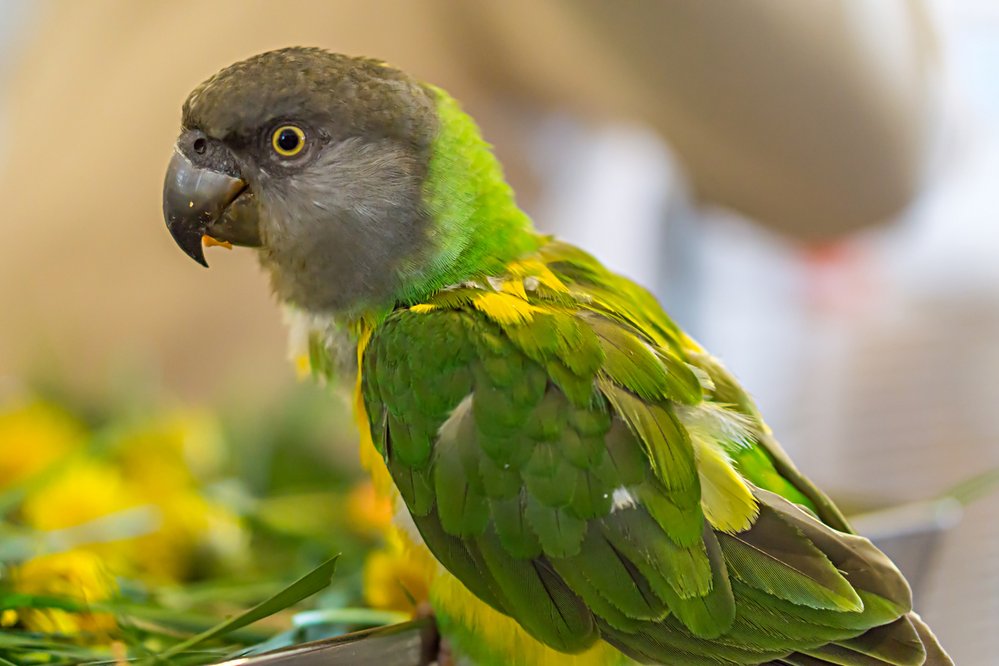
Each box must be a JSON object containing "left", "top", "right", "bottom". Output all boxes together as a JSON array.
[{"left": 182, "top": 47, "right": 440, "bottom": 314}]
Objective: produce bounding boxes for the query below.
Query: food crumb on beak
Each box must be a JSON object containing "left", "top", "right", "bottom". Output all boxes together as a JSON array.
[{"left": 202, "top": 235, "right": 233, "bottom": 250}]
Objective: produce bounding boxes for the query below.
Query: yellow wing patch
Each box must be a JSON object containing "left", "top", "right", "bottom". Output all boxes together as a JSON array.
[
  {"left": 691, "top": 436, "right": 758, "bottom": 533},
  {"left": 674, "top": 402, "right": 759, "bottom": 533},
  {"left": 472, "top": 291, "right": 539, "bottom": 326},
  {"left": 499, "top": 277, "right": 528, "bottom": 301},
  {"left": 508, "top": 259, "right": 570, "bottom": 294},
  {"left": 405, "top": 254, "right": 573, "bottom": 324}
]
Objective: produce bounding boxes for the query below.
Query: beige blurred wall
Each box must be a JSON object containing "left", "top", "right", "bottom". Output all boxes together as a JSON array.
[{"left": 0, "top": 0, "right": 491, "bottom": 400}]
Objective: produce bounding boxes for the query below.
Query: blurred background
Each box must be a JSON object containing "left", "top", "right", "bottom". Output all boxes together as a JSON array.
[{"left": 0, "top": 1, "right": 997, "bottom": 663}]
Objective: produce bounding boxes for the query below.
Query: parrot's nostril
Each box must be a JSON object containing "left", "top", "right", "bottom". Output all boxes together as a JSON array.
[{"left": 193, "top": 137, "right": 207, "bottom": 154}]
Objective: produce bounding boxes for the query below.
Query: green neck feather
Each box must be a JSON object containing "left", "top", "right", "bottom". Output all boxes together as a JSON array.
[{"left": 393, "top": 86, "right": 541, "bottom": 307}]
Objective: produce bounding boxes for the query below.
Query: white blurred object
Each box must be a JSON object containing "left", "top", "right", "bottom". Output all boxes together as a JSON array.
[{"left": 530, "top": 117, "right": 677, "bottom": 285}]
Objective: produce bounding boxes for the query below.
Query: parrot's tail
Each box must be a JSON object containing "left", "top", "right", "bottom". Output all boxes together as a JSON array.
[
  {"left": 600, "top": 487, "right": 954, "bottom": 666},
  {"left": 766, "top": 611, "right": 952, "bottom": 665}
]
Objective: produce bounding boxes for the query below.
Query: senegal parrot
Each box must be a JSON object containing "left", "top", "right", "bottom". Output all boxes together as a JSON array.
[{"left": 162, "top": 48, "right": 952, "bottom": 666}]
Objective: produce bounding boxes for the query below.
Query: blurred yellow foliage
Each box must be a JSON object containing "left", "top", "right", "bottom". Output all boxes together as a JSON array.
[
  {"left": 346, "top": 480, "right": 394, "bottom": 537},
  {"left": 13, "top": 410, "right": 245, "bottom": 582},
  {"left": 0, "top": 396, "right": 248, "bottom": 639},
  {"left": 362, "top": 531, "right": 433, "bottom": 615},
  {"left": 116, "top": 410, "right": 226, "bottom": 484},
  {"left": 107, "top": 411, "right": 246, "bottom": 581},
  {"left": 5, "top": 550, "right": 117, "bottom": 636},
  {"left": 22, "top": 459, "right": 136, "bottom": 532},
  {"left": 0, "top": 400, "right": 84, "bottom": 486}
]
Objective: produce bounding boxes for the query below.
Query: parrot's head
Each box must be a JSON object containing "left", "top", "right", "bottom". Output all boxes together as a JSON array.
[{"left": 163, "top": 47, "right": 456, "bottom": 314}]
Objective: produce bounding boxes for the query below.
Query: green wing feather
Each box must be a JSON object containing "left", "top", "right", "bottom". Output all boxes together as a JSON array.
[
  {"left": 359, "top": 241, "right": 951, "bottom": 666},
  {"left": 717, "top": 504, "right": 862, "bottom": 612}
]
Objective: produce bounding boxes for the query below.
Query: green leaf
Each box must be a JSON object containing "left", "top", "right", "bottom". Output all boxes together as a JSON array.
[
  {"left": 0, "top": 593, "right": 84, "bottom": 612},
  {"left": 156, "top": 555, "right": 339, "bottom": 660},
  {"left": 0, "top": 632, "right": 107, "bottom": 661},
  {"left": 92, "top": 602, "right": 274, "bottom": 642}
]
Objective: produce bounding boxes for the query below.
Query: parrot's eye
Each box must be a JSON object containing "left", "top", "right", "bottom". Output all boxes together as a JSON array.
[{"left": 271, "top": 125, "right": 306, "bottom": 157}]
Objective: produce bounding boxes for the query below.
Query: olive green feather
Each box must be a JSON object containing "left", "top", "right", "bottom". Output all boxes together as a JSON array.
[
  {"left": 717, "top": 504, "right": 862, "bottom": 612},
  {"left": 551, "top": 522, "right": 669, "bottom": 622},
  {"left": 476, "top": 527, "right": 597, "bottom": 652},
  {"left": 598, "top": 378, "right": 699, "bottom": 495}
]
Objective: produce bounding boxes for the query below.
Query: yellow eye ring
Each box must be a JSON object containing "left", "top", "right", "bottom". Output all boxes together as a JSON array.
[{"left": 271, "top": 125, "right": 306, "bottom": 157}]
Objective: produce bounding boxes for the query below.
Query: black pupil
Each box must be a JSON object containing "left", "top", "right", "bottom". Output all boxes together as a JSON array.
[{"left": 277, "top": 128, "right": 301, "bottom": 152}]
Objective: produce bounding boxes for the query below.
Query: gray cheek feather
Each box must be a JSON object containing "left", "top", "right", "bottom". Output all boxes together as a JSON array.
[{"left": 256, "top": 137, "right": 429, "bottom": 314}]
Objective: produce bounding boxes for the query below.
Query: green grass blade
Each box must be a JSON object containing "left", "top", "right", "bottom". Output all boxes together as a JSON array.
[
  {"left": 157, "top": 555, "right": 339, "bottom": 659},
  {"left": 942, "top": 464, "right": 999, "bottom": 506}
]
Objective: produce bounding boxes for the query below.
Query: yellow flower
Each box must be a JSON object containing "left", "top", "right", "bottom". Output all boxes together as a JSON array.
[
  {"left": 111, "top": 412, "right": 245, "bottom": 581},
  {"left": 130, "top": 489, "right": 247, "bottom": 582},
  {"left": 6, "top": 550, "right": 117, "bottom": 636},
  {"left": 20, "top": 460, "right": 142, "bottom": 577},
  {"left": 0, "top": 399, "right": 84, "bottom": 486},
  {"left": 346, "top": 481, "right": 394, "bottom": 537},
  {"left": 21, "top": 424, "right": 246, "bottom": 583},
  {"left": 115, "top": 410, "right": 225, "bottom": 489},
  {"left": 21, "top": 459, "right": 137, "bottom": 532},
  {"left": 363, "top": 531, "right": 433, "bottom": 614}
]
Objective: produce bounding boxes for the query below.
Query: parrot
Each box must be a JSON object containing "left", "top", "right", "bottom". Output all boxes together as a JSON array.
[{"left": 162, "top": 48, "right": 952, "bottom": 666}]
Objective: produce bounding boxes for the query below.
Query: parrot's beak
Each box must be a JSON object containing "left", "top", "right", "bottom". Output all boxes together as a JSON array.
[{"left": 163, "top": 147, "right": 260, "bottom": 267}]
